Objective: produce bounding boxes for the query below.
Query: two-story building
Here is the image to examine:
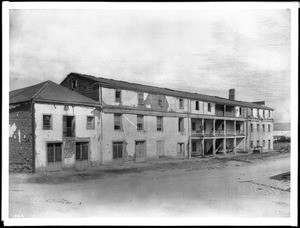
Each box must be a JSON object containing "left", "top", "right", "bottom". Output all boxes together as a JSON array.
[{"left": 60, "top": 73, "right": 274, "bottom": 164}]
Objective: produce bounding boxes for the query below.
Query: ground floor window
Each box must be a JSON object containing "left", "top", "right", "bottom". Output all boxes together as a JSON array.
[
  {"left": 76, "top": 142, "right": 89, "bottom": 160},
  {"left": 178, "top": 143, "right": 185, "bottom": 153},
  {"left": 268, "top": 140, "right": 271, "bottom": 149},
  {"left": 47, "top": 143, "right": 62, "bottom": 163},
  {"left": 113, "top": 142, "right": 123, "bottom": 159}
]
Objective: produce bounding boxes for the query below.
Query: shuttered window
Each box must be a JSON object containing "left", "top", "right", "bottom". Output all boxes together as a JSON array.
[
  {"left": 47, "top": 143, "right": 62, "bottom": 163},
  {"left": 114, "top": 114, "right": 122, "bottom": 130},
  {"left": 113, "top": 142, "right": 123, "bottom": 158},
  {"left": 137, "top": 115, "right": 144, "bottom": 131},
  {"left": 157, "top": 116, "right": 163, "bottom": 131},
  {"left": 76, "top": 142, "right": 89, "bottom": 160}
]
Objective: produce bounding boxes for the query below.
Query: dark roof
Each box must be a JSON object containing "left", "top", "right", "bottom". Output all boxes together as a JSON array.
[
  {"left": 66, "top": 72, "right": 274, "bottom": 110},
  {"left": 274, "top": 123, "right": 290, "bottom": 131},
  {"left": 10, "top": 80, "right": 100, "bottom": 107}
]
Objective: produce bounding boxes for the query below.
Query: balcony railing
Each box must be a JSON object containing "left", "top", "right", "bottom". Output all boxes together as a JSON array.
[
  {"left": 224, "top": 112, "right": 236, "bottom": 117},
  {"left": 215, "top": 130, "right": 224, "bottom": 135},
  {"left": 236, "top": 130, "right": 245, "bottom": 135},
  {"left": 215, "top": 110, "right": 224, "bottom": 117},
  {"left": 204, "top": 130, "right": 214, "bottom": 135},
  {"left": 226, "top": 130, "right": 235, "bottom": 135}
]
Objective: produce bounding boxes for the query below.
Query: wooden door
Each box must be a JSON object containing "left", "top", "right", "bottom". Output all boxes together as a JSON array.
[
  {"left": 157, "top": 140, "right": 165, "bottom": 157},
  {"left": 135, "top": 141, "right": 146, "bottom": 162}
]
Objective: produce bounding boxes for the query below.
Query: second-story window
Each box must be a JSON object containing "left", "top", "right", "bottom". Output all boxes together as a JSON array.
[
  {"left": 257, "top": 109, "right": 259, "bottom": 117},
  {"left": 239, "top": 107, "right": 242, "bottom": 115},
  {"left": 269, "top": 110, "right": 271, "bottom": 118},
  {"left": 86, "top": 116, "right": 95, "bottom": 130},
  {"left": 115, "top": 90, "right": 121, "bottom": 102},
  {"left": 195, "top": 101, "right": 199, "bottom": 110},
  {"left": 179, "top": 99, "right": 184, "bottom": 109},
  {"left": 114, "top": 114, "right": 122, "bottom": 130},
  {"left": 137, "top": 115, "right": 144, "bottom": 131},
  {"left": 268, "top": 124, "right": 271, "bottom": 132},
  {"left": 262, "top": 124, "right": 265, "bottom": 132},
  {"left": 138, "top": 92, "right": 144, "bottom": 106},
  {"left": 63, "top": 116, "right": 75, "bottom": 137},
  {"left": 192, "top": 122, "right": 196, "bottom": 131},
  {"left": 43, "top": 115, "right": 52, "bottom": 130},
  {"left": 157, "top": 116, "right": 163, "bottom": 131},
  {"left": 178, "top": 117, "right": 184, "bottom": 132},
  {"left": 251, "top": 124, "right": 253, "bottom": 132},
  {"left": 208, "top": 103, "right": 211, "bottom": 112},
  {"left": 257, "top": 124, "right": 260, "bottom": 132}
]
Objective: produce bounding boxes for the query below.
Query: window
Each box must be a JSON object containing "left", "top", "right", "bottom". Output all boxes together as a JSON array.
[
  {"left": 250, "top": 124, "right": 253, "bottom": 132},
  {"left": 114, "top": 114, "right": 122, "bottom": 130},
  {"left": 71, "top": 80, "right": 77, "bottom": 89},
  {"left": 43, "top": 115, "right": 52, "bottom": 130},
  {"left": 178, "top": 143, "right": 184, "bottom": 153},
  {"left": 192, "top": 141, "right": 197, "bottom": 151},
  {"left": 86, "top": 116, "right": 95, "bottom": 130},
  {"left": 263, "top": 140, "right": 266, "bottom": 148},
  {"left": 113, "top": 142, "right": 123, "bottom": 159},
  {"left": 138, "top": 92, "right": 144, "bottom": 106},
  {"left": 137, "top": 115, "right": 144, "bottom": 131},
  {"left": 268, "top": 110, "right": 271, "bottom": 118},
  {"left": 47, "top": 143, "right": 62, "bottom": 163},
  {"left": 178, "top": 118, "right": 184, "bottom": 132},
  {"left": 179, "top": 99, "right": 184, "bottom": 109},
  {"left": 239, "top": 107, "right": 242, "bottom": 115},
  {"left": 268, "top": 124, "right": 271, "bottom": 132},
  {"left": 268, "top": 140, "right": 271, "bottom": 149},
  {"left": 262, "top": 124, "right": 265, "bottom": 132},
  {"left": 263, "top": 110, "right": 265, "bottom": 118},
  {"left": 192, "top": 122, "right": 196, "bottom": 131},
  {"left": 257, "top": 124, "right": 260, "bottom": 132},
  {"left": 76, "top": 142, "right": 89, "bottom": 160},
  {"left": 208, "top": 103, "right": 211, "bottom": 112},
  {"left": 257, "top": 140, "right": 260, "bottom": 146},
  {"left": 157, "top": 116, "right": 163, "bottom": 131},
  {"left": 195, "top": 101, "right": 199, "bottom": 110},
  {"left": 250, "top": 141, "right": 253, "bottom": 148},
  {"left": 115, "top": 90, "right": 121, "bottom": 102},
  {"left": 257, "top": 109, "right": 259, "bottom": 117},
  {"left": 251, "top": 109, "right": 253, "bottom": 116},
  {"left": 204, "top": 122, "right": 207, "bottom": 131},
  {"left": 63, "top": 116, "right": 75, "bottom": 137}
]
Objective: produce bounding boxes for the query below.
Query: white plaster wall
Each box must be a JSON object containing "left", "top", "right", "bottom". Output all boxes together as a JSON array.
[
  {"left": 34, "top": 103, "right": 100, "bottom": 171},
  {"left": 166, "top": 96, "right": 187, "bottom": 113},
  {"left": 203, "top": 102, "right": 215, "bottom": 115},
  {"left": 101, "top": 113, "right": 189, "bottom": 163},
  {"left": 190, "top": 100, "right": 205, "bottom": 114}
]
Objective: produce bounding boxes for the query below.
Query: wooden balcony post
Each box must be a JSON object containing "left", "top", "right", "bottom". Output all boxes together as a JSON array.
[
  {"left": 213, "top": 119, "right": 216, "bottom": 136},
  {"left": 234, "top": 120, "right": 236, "bottom": 135},
  {"left": 202, "top": 139, "right": 205, "bottom": 156},
  {"left": 223, "top": 138, "right": 227, "bottom": 155},
  {"left": 234, "top": 138, "right": 237, "bottom": 154},
  {"left": 213, "top": 138, "right": 216, "bottom": 156},
  {"left": 224, "top": 120, "right": 226, "bottom": 136},
  {"left": 202, "top": 118, "right": 204, "bottom": 135}
]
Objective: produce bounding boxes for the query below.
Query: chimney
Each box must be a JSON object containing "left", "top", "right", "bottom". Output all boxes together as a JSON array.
[{"left": 229, "top": 89, "right": 235, "bottom": 101}]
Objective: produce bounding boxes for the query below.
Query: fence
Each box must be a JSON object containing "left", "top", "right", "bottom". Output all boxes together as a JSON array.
[{"left": 273, "top": 142, "right": 290, "bottom": 152}]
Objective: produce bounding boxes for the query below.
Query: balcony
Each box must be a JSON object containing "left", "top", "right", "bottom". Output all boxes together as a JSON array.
[
  {"left": 236, "top": 130, "right": 245, "bottom": 135},
  {"left": 215, "top": 110, "right": 224, "bottom": 117},
  {"left": 224, "top": 111, "right": 236, "bottom": 117},
  {"left": 215, "top": 129, "right": 224, "bottom": 135}
]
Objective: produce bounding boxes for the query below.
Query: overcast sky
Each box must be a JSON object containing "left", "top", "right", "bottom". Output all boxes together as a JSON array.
[{"left": 9, "top": 9, "right": 291, "bottom": 123}]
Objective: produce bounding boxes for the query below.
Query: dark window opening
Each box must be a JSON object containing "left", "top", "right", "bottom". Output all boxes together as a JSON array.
[
  {"left": 138, "top": 93, "right": 144, "bottom": 106},
  {"left": 178, "top": 118, "right": 184, "bottom": 132},
  {"left": 192, "top": 141, "right": 197, "bottom": 151},
  {"left": 71, "top": 80, "right": 77, "bottom": 89},
  {"left": 179, "top": 99, "right": 184, "bottom": 109},
  {"left": 76, "top": 142, "right": 89, "bottom": 160},
  {"left": 195, "top": 101, "right": 199, "bottom": 110},
  {"left": 208, "top": 103, "right": 211, "bottom": 112},
  {"left": 257, "top": 124, "right": 260, "bottom": 132},
  {"left": 115, "top": 90, "right": 121, "bottom": 102},
  {"left": 178, "top": 143, "right": 184, "bottom": 153},
  {"left": 257, "top": 140, "right": 260, "bottom": 146},
  {"left": 63, "top": 116, "right": 75, "bottom": 137},
  {"left": 251, "top": 124, "right": 253, "bottom": 132},
  {"left": 268, "top": 124, "right": 271, "bottom": 132},
  {"left": 113, "top": 142, "right": 123, "bottom": 159},
  {"left": 262, "top": 124, "right": 265, "bottom": 132},
  {"left": 47, "top": 143, "right": 62, "bottom": 163},
  {"left": 43, "top": 115, "right": 52, "bottom": 130},
  {"left": 192, "top": 122, "right": 196, "bottom": 131}
]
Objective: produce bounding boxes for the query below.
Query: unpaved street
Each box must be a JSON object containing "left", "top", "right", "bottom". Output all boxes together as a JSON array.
[{"left": 9, "top": 152, "right": 290, "bottom": 218}]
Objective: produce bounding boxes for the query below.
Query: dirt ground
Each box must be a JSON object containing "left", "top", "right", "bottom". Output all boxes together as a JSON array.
[{"left": 9, "top": 151, "right": 290, "bottom": 218}]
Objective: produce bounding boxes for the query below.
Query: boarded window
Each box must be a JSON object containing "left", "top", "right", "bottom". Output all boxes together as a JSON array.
[
  {"left": 178, "top": 118, "right": 184, "bottom": 132},
  {"left": 138, "top": 93, "right": 144, "bottom": 106},
  {"left": 179, "top": 99, "right": 184, "bottom": 109},
  {"left": 257, "top": 124, "right": 260, "bottom": 132},
  {"left": 114, "top": 114, "right": 122, "bottom": 130},
  {"left": 207, "top": 103, "right": 211, "bottom": 112},
  {"left": 63, "top": 116, "right": 75, "bottom": 137},
  {"left": 43, "top": 115, "right": 52, "bottom": 130},
  {"left": 113, "top": 142, "right": 123, "bottom": 159},
  {"left": 47, "top": 143, "right": 62, "bottom": 163},
  {"left": 115, "top": 90, "right": 121, "bottom": 102},
  {"left": 192, "top": 122, "right": 196, "bottom": 131},
  {"left": 76, "top": 142, "right": 89, "bottom": 160},
  {"left": 137, "top": 115, "right": 144, "bottom": 131},
  {"left": 195, "top": 101, "right": 199, "bottom": 110},
  {"left": 86, "top": 116, "right": 95, "bottom": 130},
  {"left": 157, "top": 116, "right": 163, "bottom": 131}
]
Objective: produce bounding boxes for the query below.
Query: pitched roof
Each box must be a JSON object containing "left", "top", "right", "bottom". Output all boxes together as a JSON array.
[
  {"left": 66, "top": 72, "right": 274, "bottom": 110},
  {"left": 10, "top": 80, "right": 100, "bottom": 107}
]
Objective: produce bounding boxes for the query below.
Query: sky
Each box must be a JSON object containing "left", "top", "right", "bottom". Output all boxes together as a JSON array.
[{"left": 9, "top": 8, "right": 291, "bottom": 123}]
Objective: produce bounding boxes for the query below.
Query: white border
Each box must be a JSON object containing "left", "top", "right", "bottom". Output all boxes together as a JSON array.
[{"left": 2, "top": 1, "right": 299, "bottom": 226}]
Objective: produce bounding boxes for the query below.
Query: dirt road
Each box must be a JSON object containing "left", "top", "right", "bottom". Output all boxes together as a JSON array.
[{"left": 9, "top": 152, "right": 290, "bottom": 218}]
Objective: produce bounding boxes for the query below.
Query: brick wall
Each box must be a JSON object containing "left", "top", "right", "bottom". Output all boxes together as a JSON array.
[{"left": 9, "top": 101, "right": 33, "bottom": 172}]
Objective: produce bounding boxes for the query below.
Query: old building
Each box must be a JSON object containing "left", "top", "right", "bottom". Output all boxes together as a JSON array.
[
  {"left": 60, "top": 73, "right": 274, "bottom": 164},
  {"left": 9, "top": 80, "right": 101, "bottom": 172}
]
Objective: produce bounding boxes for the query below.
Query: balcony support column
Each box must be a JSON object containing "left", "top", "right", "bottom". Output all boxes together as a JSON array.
[
  {"left": 202, "top": 139, "right": 205, "bottom": 156},
  {"left": 234, "top": 120, "right": 236, "bottom": 135},
  {"left": 234, "top": 138, "right": 237, "bottom": 154},
  {"left": 213, "top": 119, "right": 216, "bottom": 136},
  {"left": 213, "top": 138, "right": 216, "bottom": 156},
  {"left": 223, "top": 138, "right": 227, "bottom": 155},
  {"left": 202, "top": 119, "right": 204, "bottom": 135},
  {"left": 224, "top": 120, "right": 226, "bottom": 136}
]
